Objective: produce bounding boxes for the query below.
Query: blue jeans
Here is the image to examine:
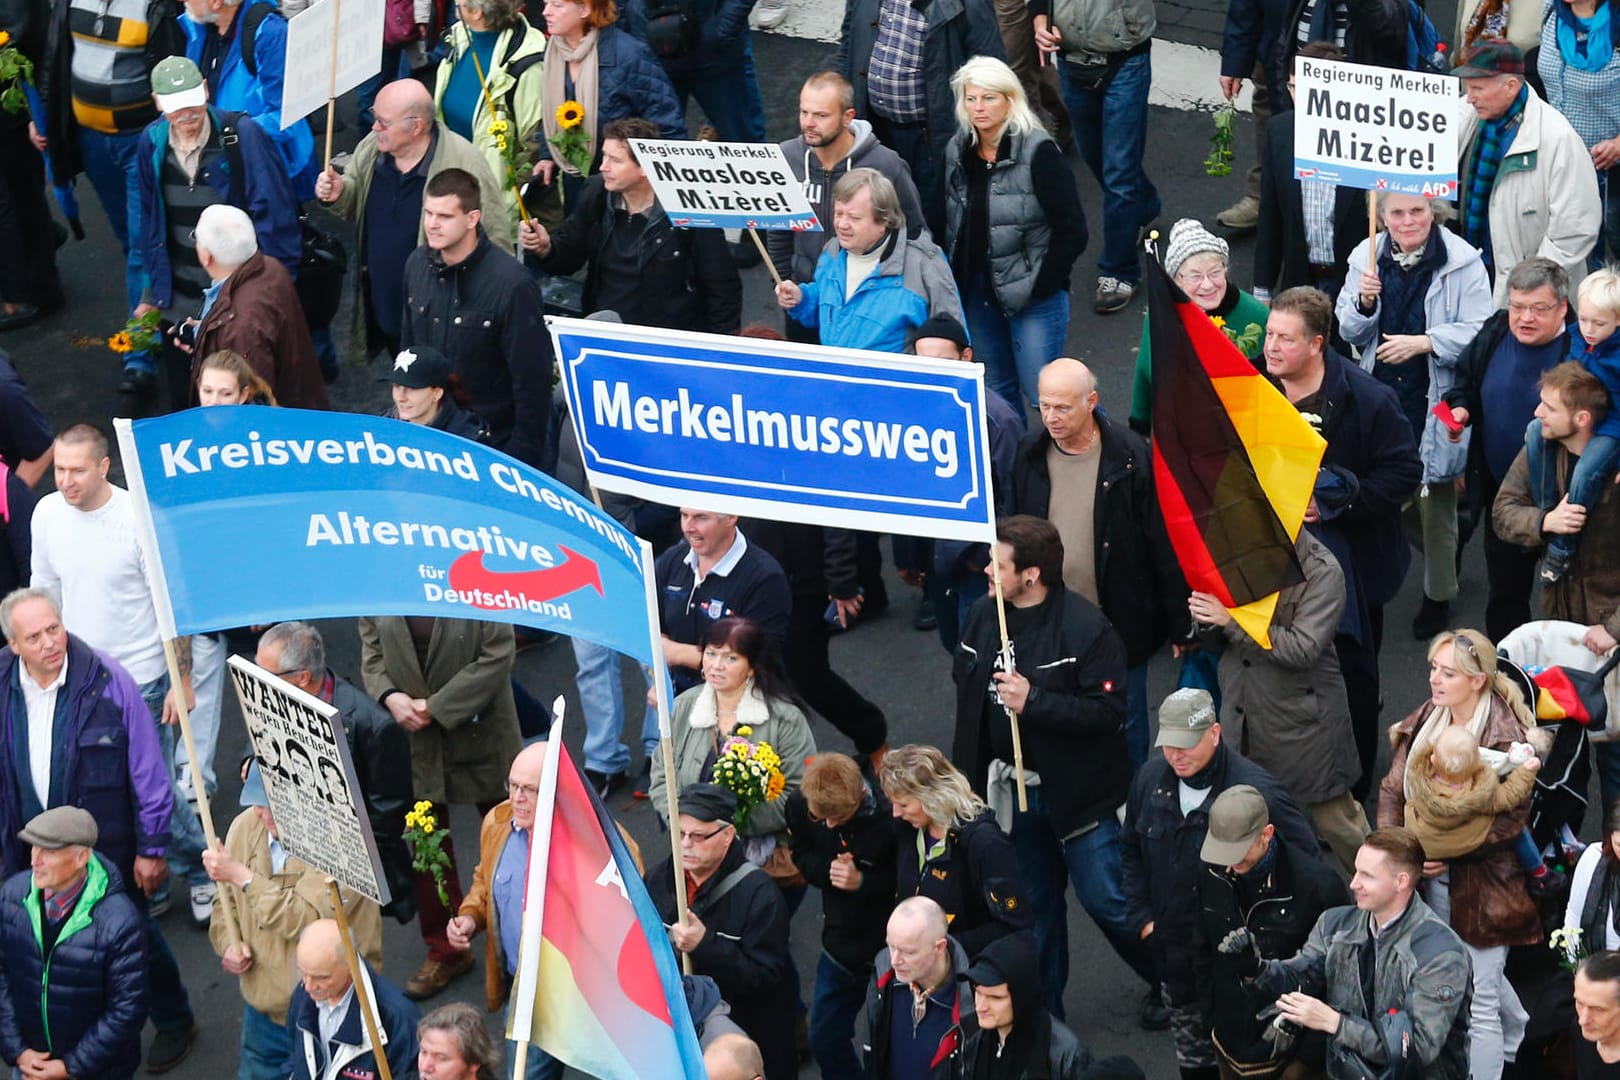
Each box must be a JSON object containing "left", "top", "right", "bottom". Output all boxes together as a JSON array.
[
  {"left": 239, "top": 1003, "right": 290, "bottom": 1080},
  {"left": 1059, "top": 51, "right": 1160, "bottom": 283},
  {"left": 1511, "top": 828, "right": 1543, "bottom": 873},
  {"left": 808, "top": 951, "right": 868, "bottom": 1079},
  {"left": 1525, "top": 421, "right": 1620, "bottom": 566},
  {"left": 573, "top": 638, "right": 629, "bottom": 775},
  {"left": 78, "top": 127, "right": 146, "bottom": 317},
  {"left": 1007, "top": 788, "right": 1155, "bottom": 1018},
  {"left": 1597, "top": 741, "right": 1620, "bottom": 814},
  {"left": 505, "top": 1001, "right": 564, "bottom": 1080},
  {"left": 667, "top": 41, "right": 767, "bottom": 143},
  {"left": 960, "top": 273, "right": 1071, "bottom": 411},
  {"left": 138, "top": 675, "right": 209, "bottom": 889},
  {"left": 1125, "top": 663, "right": 1149, "bottom": 768}
]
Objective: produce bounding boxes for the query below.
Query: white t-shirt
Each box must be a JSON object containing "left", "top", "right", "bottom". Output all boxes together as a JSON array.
[{"left": 31, "top": 485, "right": 165, "bottom": 684}]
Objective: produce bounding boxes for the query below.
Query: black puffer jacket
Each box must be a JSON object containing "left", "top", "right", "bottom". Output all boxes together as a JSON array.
[
  {"left": 329, "top": 674, "right": 416, "bottom": 923},
  {"left": 1010, "top": 412, "right": 1191, "bottom": 667},
  {"left": 0, "top": 856, "right": 146, "bottom": 1079},
  {"left": 952, "top": 587, "right": 1130, "bottom": 838},
  {"left": 896, "top": 811, "right": 1034, "bottom": 958},
  {"left": 1120, "top": 742, "right": 1324, "bottom": 1003},
  {"left": 1193, "top": 837, "right": 1349, "bottom": 1069},
  {"left": 535, "top": 175, "right": 742, "bottom": 335},
  {"left": 400, "top": 231, "right": 551, "bottom": 468},
  {"left": 786, "top": 784, "right": 899, "bottom": 973}
]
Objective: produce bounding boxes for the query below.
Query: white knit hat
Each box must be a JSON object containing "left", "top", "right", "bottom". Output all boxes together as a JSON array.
[{"left": 1163, "top": 218, "right": 1230, "bottom": 280}]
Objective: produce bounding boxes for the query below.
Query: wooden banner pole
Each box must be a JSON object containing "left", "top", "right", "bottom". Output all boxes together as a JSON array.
[
  {"left": 322, "top": 0, "right": 341, "bottom": 172},
  {"left": 1367, "top": 189, "right": 1379, "bottom": 276},
  {"left": 748, "top": 227, "right": 781, "bottom": 286},
  {"left": 326, "top": 879, "right": 393, "bottom": 1080},
  {"left": 987, "top": 553, "right": 1027, "bottom": 812}
]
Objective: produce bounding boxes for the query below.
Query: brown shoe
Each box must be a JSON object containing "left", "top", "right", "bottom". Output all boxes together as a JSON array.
[{"left": 405, "top": 952, "right": 475, "bottom": 1000}]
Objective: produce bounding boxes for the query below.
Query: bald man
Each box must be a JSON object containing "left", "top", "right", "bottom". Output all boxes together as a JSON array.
[
  {"left": 862, "top": 897, "right": 977, "bottom": 1076},
  {"left": 287, "top": 919, "right": 419, "bottom": 1080},
  {"left": 450, "top": 742, "right": 643, "bottom": 1079},
  {"left": 703, "top": 1033, "right": 764, "bottom": 1080},
  {"left": 313, "top": 78, "right": 511, "bottom": 360}
]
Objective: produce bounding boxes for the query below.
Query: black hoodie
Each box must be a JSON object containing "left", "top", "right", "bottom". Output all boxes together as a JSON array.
[{"left": 959, "top": 933, "right": 1109, "bottom": 1080}]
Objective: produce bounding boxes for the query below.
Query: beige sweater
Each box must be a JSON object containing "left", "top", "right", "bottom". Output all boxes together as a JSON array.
[{"left": 1402, "top": 743, "right": 1538, "bottom": 861}]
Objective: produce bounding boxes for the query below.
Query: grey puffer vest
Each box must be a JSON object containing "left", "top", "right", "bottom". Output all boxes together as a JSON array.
[{"left": 943, "top": 127, "right": 1054, "bottom": 315}]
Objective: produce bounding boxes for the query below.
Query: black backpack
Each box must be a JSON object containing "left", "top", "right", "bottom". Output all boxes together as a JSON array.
[{"left": 641, "top": 0, "right": 699, "bottom": 58}]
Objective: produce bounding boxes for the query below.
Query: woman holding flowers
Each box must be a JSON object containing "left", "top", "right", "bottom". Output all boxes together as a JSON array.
[
  {"left": 433, "top": 0, "right": 547, "bottom": 235},
  {"left": 649, "top": 616, "right": 815, "bottom": 866},
  {"left": 532, "top": 0, "right": 685, "bottom": 206}
]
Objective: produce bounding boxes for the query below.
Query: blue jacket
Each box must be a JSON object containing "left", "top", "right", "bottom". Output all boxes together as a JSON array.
[
  {"left": 620, "top": 0, "right": 754, "bottom": 81},
  {"left": 0, "top": 856, "right": 147, "bottom": 1079},
  {"left": 789, "top": 229, "right": 965, "bottom": 353},
  {"left": 134, "top": 108, "right": 302, "bottom": 309},
  {"left": 182, "top": 1, "right": 318, "bottom": 200},
  {"left": 289, "top": 959, "right": 420, "bottom": 1080},
  {"left": 536, "top": 25, "right": 686, "bottom": 165},
  {"left": 0, "top": 636, "right": 172, "bottom": 889}
]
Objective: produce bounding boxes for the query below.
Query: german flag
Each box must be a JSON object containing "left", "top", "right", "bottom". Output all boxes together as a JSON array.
[{"left": 1147, "top": 254, "right": 1325, "bottom": 648}]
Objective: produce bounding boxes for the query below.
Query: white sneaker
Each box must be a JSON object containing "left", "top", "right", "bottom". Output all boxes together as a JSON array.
[
  {"left": 190, "top": 882, "right": 216, "bottom": 927},
  {"left": 750, "top": 0, "right": 789, "bottom": 30}
]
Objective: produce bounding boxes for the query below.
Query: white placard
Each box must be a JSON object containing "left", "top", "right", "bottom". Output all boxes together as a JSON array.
[
  {"left": 281, "top": 0, "right": 385, "bottom": 128},
  {"left": 227, "top": 655, "right": 389, "bottom": 904},
  {"left": 1292, "top": 57, "right": 1460, "bottom": 196},
  {"left": 627, "top": 139, "right": 822, "bottom": 231}
]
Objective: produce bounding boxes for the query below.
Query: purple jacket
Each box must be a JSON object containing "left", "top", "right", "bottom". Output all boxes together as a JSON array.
[{"left": 0, "top": 635, "right": 171, "bottom": 890}]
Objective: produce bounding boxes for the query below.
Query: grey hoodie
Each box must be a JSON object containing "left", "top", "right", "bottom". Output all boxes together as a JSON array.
[{"left": 767, "top": 119, "right": 929, "bottom": 284}]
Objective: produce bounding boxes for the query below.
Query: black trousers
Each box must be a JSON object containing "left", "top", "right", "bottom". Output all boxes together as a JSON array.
[
  {"left": 0, "top": 124, "right": 63, "bottom": 309},
  {"left": 1341, "top": 605, "right": 1385, "bottom": 802},
  {"left": 783, "top": 597, "right": 888, "bottom": 755},
  {"left": 1483, "top": 511, "right": 1541, "bottom": 642}
]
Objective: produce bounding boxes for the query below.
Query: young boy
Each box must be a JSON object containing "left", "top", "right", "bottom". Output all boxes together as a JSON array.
[
  {"left": 1528, "top": 268, "right": 1620, "bottom": 582},
  {"left": 1405, "top": 726, "right": 1558, "bottom": 895}
]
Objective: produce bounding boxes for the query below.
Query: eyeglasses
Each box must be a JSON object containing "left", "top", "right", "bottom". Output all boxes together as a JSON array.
[
  {"left": 505, "top": 780, "right": 539, "bottom": 799},
  {"left": 1507, "top": 301, "right": 1561, "bottom": 316},
  {"left": 373, "top": 114, "right": 415, "bottom": 130},
  {"left": 1176, "top": 266, "right": 1228, "bottom": 287},
  {"left": 678, "top": 825, "right": 730, "bottom": 843}
]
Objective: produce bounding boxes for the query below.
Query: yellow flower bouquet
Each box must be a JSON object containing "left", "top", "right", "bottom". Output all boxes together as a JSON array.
[
  {"left": 0, "top": 30, "right": 32, "bottom": 115},
  {"left": 405, "top": 800, "right": 452, "bottom": 905},
  {"left": 709, "top": 729, "right": 785, "bottom": 832}
]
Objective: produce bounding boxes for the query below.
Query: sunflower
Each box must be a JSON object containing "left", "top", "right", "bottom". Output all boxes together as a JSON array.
[
  {"left": 1209, "top": 316, "right": 1226, "bottom": 328},
  {"left": 556, "top": 100, "right": 585, "bottom": 129},
  {"left": 0, "top": 31, "right": 11, "bottom": 47},
  {"left": 108, "top": 332, "right": 133, "bottom": 353}
]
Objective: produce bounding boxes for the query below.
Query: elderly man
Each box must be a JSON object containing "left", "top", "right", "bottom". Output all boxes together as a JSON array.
[
  {"left": 447, "top": 741, "right": 642, "bottom": 1078},
  {"left": 187, "top": 203, "right": 330, "bottom": 409},
  {"left": 179, "top": 0, "right": 316, "bottom": 197},
  {"left": 130, "top": 55, "right": 299, "bottom": 400},
  {"left": 1455, "top": 39, "right": 1601, "bottom": 304},
  {"left": 1249, "top": 829, "right": 1471, "bottom": 1079},
  {"left": 203, "top": 763, "right": 382, "bottom": 1080},
  {"left": 288, "top": 919, "right": 419, "bottom": 1080},
  {"left": 417, "top": 1003, "right": 503, "bottom": 1080},
  {"left": 645, "top": 785, "right": 792, "bottom": 1080},
  {"left": 520, "top": 118, "right": 742, "bottom": 335},
  {"left": 0, "top": 807, "right": 147, "bottom": 1080},
  {"left": 316, "top": 79, "right": 509, "bottom": 361},
  {"left": 861, "top": 896, "right": 979, "bottom": 1078},
  {"left": 1262, "top": 287, "right": 1421, "bottom": 799},
  {"left": 255, "top": 622, "right": 415, "bottom": 923},
  {"left": 400, "top": 168, "right": 549, "bottom": 469},
  {"left": 1444, "top": 257, "right": 1577, "bottom": 638},
  {"left": 1121, "top": 687, "right": 1323, "bottom": 1078},
  {"left": 357, "top": 613, "right": 521, "bottom": 1001},
  {"left": 703, "top": 1034, "right": 764, "bottom": 1080},
  {"left": 1013, "top": 357, "right": 1190, "bottom": 767},
  {"left": 775, "top": 168, "right": 964, "bottom": 353}
]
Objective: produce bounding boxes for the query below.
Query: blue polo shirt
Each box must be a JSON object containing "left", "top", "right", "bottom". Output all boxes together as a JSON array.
[
  {"left": 653, "top": 530, "right": 792, "bottom": 692},
  {"left": 364, "top": 128, "right": 438, "bottom": 338}
]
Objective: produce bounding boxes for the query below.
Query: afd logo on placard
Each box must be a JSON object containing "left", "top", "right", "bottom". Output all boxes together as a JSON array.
[{"left": 568, "top": 344, "right": 987, "bottom": 519}]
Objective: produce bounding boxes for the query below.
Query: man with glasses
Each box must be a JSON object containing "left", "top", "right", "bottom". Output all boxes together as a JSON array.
[
  {"left": 448, "top": 740, "right": 643, "bottom": 1080},
  {"left": 255, "top": 622, "right": 415, "bottom": 923},
  {"left": 1444, "top": 257, "right": 1578, "bottom": 639},
  {"left": 313, "top": 78, "right": 509, "bottom": 361},
  {"left": 645, "top": 784, "right": 793, "bottom": 1080}
]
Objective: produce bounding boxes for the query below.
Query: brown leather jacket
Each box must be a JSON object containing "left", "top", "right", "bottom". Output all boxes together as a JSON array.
[
  {"left": 1378, "top": 694, "right": 1542, "bottom": 949},
  {"left": 458, "top": 801, "right": 643, "bottom": 1011},
  {"left": 191, "top": 251, "right": 331, "bottom": 411}
]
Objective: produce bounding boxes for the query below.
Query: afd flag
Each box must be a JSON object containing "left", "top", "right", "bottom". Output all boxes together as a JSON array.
[
  {"left": 552, "top": 317, "right": 997, "bottom": 542},
  {"left": 508, "top": 727, "right": 706, "bottom": 1078},
  {"left": 113, "top": 408, "right": 652, "bottom": 662}
]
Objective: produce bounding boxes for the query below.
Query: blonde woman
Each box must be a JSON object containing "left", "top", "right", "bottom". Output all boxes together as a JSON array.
[
  {"left": 879, "top": 744, "right": 1033, "bottom": 956},
  {"left": 196, "top": 350, "right": 277, "bottom": 406},
  {"left": 1378, "top": 628, "right": 1543, "bottom": 1080},
  {"left": 942, "top": 55, "right": 1085, "bottom": 412}
]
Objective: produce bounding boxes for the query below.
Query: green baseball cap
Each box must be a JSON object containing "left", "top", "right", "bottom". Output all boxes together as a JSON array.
[
  {"left": 1154, "top": 687, "right": 1218, "bottom": 749},
  {"left": 151, "top": 55, "right": 208, "bottom": 113}
]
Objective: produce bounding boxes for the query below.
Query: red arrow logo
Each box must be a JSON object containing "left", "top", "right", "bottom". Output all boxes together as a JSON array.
[{"left": 447, "top": 546, "right": 604, "bottom": 608}]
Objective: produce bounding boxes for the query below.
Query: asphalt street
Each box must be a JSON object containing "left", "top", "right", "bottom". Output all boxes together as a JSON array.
[{"left": 0, "top": 6, "right": 1550, "bottom": 1076}]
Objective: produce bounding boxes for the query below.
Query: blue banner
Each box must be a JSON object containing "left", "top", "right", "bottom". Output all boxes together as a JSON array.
[
  {"left": 551, "top": 318, "right": 996, "bottom": 542},
  {"left": 114, "top": 409, "right": 652, "bottom": 662}
]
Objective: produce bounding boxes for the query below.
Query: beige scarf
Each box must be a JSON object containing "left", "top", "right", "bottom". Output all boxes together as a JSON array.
[
  {"left": 542, "top": 29, "right": 600, "bottom": 177},
  {"left": 1403, "top": 693, "right": 1495, "bottom": 801}
]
